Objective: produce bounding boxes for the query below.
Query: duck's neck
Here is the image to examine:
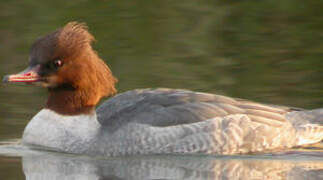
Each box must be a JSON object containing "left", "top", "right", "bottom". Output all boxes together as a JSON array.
[
  {"left": 46, "top": 86, "right": 98, "bottom": 115},
  {"left": 22, "top": 109, "right": 100, "bottom": 154}
]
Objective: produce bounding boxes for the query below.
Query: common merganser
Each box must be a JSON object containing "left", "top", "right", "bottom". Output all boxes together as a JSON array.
[{"left": 2, "top": 22, "right": 323, "bottom": 156}]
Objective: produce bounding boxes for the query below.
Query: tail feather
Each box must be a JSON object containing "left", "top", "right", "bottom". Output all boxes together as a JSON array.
[
  {"left": 287, "top": 108, "right": 323, "bottom": 146},
  {"left": 287, "top": 108, "right": 323, "bottom": 126},
  {"left": 295, "top": 124, "right": 323, "bottom": 145}
]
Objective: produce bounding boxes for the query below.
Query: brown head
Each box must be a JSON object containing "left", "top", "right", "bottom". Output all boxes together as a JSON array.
[{"left": 3, "top": 22, "right": 118, "bottom": 115}]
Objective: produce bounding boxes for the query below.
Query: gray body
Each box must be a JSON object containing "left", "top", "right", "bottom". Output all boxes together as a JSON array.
[{"left": 22, "top": 88, "right": 323, "bottom": 156}]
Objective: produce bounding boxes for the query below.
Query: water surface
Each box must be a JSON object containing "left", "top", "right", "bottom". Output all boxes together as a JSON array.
[{"left": 0, "top": 0, "right": 322, "bottom": 179}]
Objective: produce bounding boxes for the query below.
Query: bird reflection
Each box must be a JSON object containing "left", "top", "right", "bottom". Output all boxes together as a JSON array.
[
  {"left": 22, "top": 152, "right": 323, "bottom": 180},
  {"left": 0, "top": 143, "right": 322, "bottom": 180}
]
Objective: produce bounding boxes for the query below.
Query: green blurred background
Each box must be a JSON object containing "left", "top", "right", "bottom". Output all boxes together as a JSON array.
[{"left": 0, "top": 0, "right": 322, "bottom": 178}]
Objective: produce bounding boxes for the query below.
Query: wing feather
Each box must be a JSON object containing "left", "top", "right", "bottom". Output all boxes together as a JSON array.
[{"left": 97, "top": 88, "right": 293, "bottom": 128}]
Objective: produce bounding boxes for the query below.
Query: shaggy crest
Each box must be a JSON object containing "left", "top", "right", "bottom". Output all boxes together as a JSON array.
[
  {"left": 45, "top": 22, "right": 118, "bottom": 115},
  {"left": 56, "top": 22, "right": 95, "bottom": 58}
]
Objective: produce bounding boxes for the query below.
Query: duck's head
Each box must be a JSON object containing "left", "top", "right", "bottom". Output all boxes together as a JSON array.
[{"left": 3, "top": 22, "right": 118, "bottom": 115}]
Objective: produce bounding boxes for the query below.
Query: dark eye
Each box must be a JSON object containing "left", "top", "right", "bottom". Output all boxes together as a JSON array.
[{"left": 53, "top": 59, "right": 63, "bottom": 68}]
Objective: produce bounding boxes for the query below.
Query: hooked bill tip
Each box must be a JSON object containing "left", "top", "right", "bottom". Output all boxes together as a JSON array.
[{"left": 2, "top": 75, "right": 9, "bottom": 83}]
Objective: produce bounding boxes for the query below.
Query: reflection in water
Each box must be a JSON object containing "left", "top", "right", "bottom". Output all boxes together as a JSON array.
[
  {"left": 0, "top": 0, "right": 323, "bottom": 179},
  {"left": 0, "top": 143, "right": 323, "bottom": 180}
]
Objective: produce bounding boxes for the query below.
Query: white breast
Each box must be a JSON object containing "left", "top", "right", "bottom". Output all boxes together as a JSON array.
[{"left": 22, "top": 109, "right": 100, "bottom": 154}]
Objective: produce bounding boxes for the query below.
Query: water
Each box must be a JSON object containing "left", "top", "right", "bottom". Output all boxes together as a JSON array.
[
  {"left": 1, "top": 142, "right": 323, "bottom": 180},
  {"left": 0, "top": 0, "right": 322, "bottom": 179}
]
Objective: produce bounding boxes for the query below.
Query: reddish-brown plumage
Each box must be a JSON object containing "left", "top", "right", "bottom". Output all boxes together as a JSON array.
[{"left": 44, "top": 22, "right": 118, "bottom": 115}]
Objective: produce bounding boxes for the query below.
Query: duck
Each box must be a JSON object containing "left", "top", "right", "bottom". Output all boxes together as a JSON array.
[{"left": 2, "top": 22, "right": 323, "bottom": 156}]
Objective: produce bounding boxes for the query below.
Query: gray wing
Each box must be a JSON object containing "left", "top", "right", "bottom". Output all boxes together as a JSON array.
[
  {"left": 97, "top": 88, "right": 298, "bottom": 127},
  {"left": 96, "top": 88, "right": 323, "bottom": 155}
]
